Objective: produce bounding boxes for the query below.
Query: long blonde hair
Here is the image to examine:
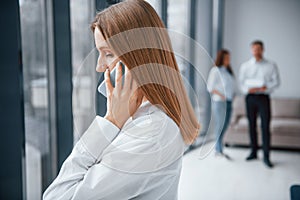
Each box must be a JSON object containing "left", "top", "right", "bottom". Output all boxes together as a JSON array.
[{"left": 91, "top": 0, "right": 200, "bottom": 144}]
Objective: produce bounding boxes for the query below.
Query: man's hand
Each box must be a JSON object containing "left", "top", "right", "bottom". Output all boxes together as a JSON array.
[{"left": 248, "top": 86, "right": 267, "bottom": 94}]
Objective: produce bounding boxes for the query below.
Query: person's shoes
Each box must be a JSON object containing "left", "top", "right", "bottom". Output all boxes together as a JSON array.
[
  {"left": 215, "top": 151, "right": 223, "bottom": 157},
  {"left": 246, "top": 153, "right": 257, "bottom": 161},
  {"left": 223, "top": 153, "right": 232, "bottom": 160},
  {"left": 263, "top": 158, "right": 274, "bottom": 168},
  {"left": 215, "top": 152, "right": 232, "bottom": 160}
]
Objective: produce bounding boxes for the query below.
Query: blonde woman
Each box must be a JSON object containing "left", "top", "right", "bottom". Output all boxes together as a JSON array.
[{"left": 43, "top": 0, "right": 199, "bottom": 199}]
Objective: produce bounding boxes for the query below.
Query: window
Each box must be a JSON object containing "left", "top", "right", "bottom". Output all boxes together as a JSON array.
[
  {"left": 70, "top": 0, "right": 99, "bottom": 142},
  {"left": 19, "top": 0, "right": 50, "bottom": 198},
  {"left": 167, "top": 0, "right": 212, "bottom": 145},
  {"left": 146, "top": 0, "right": 160, "bottom": 14},
  {"left": 167, "top": 0, "right": 189, "bottom": 73}
]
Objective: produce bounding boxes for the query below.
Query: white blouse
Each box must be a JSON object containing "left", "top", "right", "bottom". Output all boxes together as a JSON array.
[
  {"left": 207, "top": 66, "right": 236, "bottom": 101},
  {"left": 43, "top": 101, "right": 186, "bottom": 200}
]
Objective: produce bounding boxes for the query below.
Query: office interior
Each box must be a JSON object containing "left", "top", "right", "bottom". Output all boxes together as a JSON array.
[{"left": 0, "top": 0, "right": 300, "bottom": 199}]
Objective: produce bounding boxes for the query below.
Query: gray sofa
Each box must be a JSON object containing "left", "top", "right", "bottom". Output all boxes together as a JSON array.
[{"left": 224, "top": 96, "right": 300, "bottom": 149}]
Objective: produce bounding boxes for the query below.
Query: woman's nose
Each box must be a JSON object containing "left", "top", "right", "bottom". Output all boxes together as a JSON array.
[{"left": 96, "top": 55, "right": 108, "bottom": 72}]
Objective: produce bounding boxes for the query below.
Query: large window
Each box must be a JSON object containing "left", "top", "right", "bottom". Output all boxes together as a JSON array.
[
  {"left": 168, "top": 0, "right": 189, "bottom": 73},
  {"left": 146, "top": 0, "right": 160, "bottom": 14},
  {"left": 168, "top": 0, "right": 213, "bottom": 144},
  {"left": 19, "top": 0, "right": 50, "bottom": 199},
  {"left": 70, "top": 0, "right": 98, "bottom": 142}
]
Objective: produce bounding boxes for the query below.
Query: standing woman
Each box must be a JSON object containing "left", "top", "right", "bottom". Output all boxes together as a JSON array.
[
  {"left": 207, "top": 49, "right": 235, "bottom": 158},
  {"left": 43, "top": 0, "right": 199, "bottom": 199}
]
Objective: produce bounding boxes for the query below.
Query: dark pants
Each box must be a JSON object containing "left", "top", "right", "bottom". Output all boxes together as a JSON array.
[{"left": 245, "top": 94, "right": 271, "bottom": 159}]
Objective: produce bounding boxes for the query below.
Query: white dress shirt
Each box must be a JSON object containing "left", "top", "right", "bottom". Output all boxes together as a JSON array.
[
  {"left": 43, "top": 101, "right": 186, "bottom": 200},
  {"left": 207, "top": 66, "right": 236, "bottom": 101},
  {"left": 239, "top": 58, "right": 280, "bottom": 94}
]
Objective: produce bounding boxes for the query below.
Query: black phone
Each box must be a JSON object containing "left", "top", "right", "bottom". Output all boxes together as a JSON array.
[{"left": 97, "top": 61, "right": 125, "bottom": 97}]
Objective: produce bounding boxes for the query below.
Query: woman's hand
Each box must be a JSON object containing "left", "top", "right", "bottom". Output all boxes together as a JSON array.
[
  {"left": 212, "top": 89, "right": 226, "bottom": 100},
  {"left": 104, "top": 62, "right": 144, "bottom": 129}
]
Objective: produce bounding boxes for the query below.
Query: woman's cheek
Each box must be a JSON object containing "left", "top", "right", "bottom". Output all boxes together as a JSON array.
[{"left": 108, "top": 57, "right": 119, "bottom": 70}]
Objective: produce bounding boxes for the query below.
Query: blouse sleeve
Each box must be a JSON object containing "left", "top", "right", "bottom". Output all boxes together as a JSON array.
[
  {"left": 207, "top": 67, "right": 217, "bottom": 93},
  {"left": 42, "top": 116, "right": 137, "bottom": 200},
  {"left": 43, "top": 111, "right": 184, "bottom": 200}
]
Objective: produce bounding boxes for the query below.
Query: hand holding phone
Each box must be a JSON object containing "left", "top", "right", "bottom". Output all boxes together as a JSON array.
[
  {"left": 102, "top": 61, "right": 144, "bottom": 129},
  {"left": 98, "top": 61, "right": 125, "bottom": 97}
]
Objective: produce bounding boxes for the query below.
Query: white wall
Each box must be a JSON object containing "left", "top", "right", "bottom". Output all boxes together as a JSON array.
[{"left": 223, "top": 0, "right": 300, "bottom": 98}]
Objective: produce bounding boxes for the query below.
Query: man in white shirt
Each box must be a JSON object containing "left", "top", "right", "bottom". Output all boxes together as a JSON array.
[{"left": 239, "top": 40, "right": 280, "bottom": 168}]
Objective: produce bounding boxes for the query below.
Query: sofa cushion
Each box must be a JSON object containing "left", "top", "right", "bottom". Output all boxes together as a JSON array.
[
  {"left": 231, "top": 96, "right": 246, "bottom": 119},
  {"left": 230, "top": 117, "right": 300, "bottom": 137},
  {"left": 231, "top": 117, "right": 248, "bottom": 132},
  {"left": 271, "top": 118, "right": 300, "bottom": 136},
  {"left": 272, "top": 99, "right": 300, "bottom": 118}
]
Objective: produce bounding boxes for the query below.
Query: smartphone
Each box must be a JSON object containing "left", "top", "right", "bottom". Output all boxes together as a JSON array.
[{"left": 97, "top": 61, "right": 125, "bottom": 97}]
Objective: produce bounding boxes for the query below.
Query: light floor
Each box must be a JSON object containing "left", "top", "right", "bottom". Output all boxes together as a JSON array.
[{"left": 179, "top": 142, "right": 300, "bottom": 200}]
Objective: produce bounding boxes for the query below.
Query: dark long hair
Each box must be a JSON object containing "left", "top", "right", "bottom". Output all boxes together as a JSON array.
[{"left": 215, "top": 49, "right": 234, "bottom": 76}]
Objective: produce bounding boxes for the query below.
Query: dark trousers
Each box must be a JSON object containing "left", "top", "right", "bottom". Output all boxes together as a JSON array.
[{"left": 245, "top": 94, "right": 271, "bottom": 159}]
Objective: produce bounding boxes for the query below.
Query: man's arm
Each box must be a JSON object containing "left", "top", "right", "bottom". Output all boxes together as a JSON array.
[{"left": 265, "top": 63, "right": 280, "bottom": 93}]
